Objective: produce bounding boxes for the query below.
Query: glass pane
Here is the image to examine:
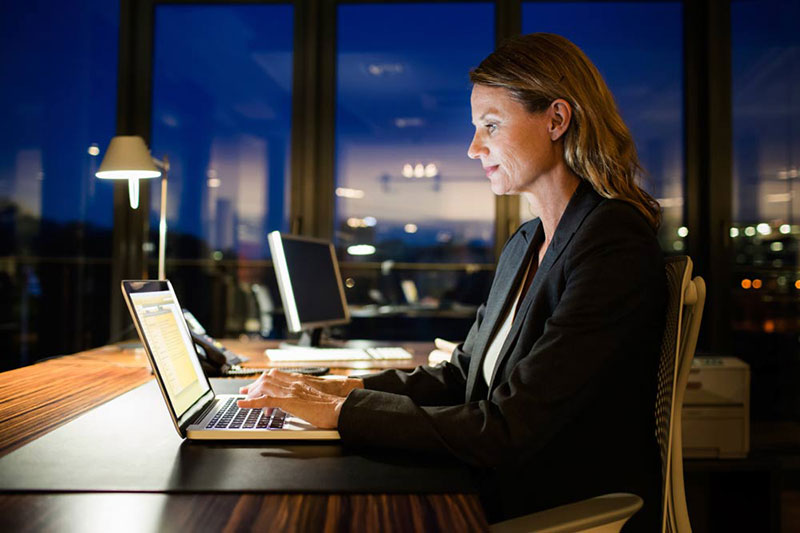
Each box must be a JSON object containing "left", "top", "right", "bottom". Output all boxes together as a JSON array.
[
  {"left": 0, "top": 0, "right": 118, "bottom": 368},
  {"left": 335, "top": 3, "right": 496, "bottom": 266},
  {"left": 152, "top": 5, "right": 293, "bottom": 263},
  {"left": 522, "top": 2, "right": 685, "bottom": 251},
  {"left": 731, "top": 0, "right": 800, "bottom": 419},
  {"left": 151, "top": 5, "right": 293, "bottom": 334}
]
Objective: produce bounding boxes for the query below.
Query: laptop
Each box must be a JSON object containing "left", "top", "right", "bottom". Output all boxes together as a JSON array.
[{"left": 121, "top": 279, "right": 340, "bottom": 441}]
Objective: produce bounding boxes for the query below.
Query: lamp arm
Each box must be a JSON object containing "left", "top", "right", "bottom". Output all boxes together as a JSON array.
[
  {"left": 152, "top": 156, "right": 170, "bottom": 173},
  {"left": 157, "top": 154, "right": 169, "bottom": 281}
]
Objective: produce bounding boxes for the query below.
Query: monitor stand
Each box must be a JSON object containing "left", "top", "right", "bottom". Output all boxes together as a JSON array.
[{"left": 279, "top": 328, "right": 323, "bottom": 349}]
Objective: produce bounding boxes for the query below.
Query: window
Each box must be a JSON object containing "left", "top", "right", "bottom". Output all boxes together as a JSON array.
[
  {"left": 334, "top": 2, "right": 496, "bottom": 312},
  {"left": 0, "top": 0, "right": 119, "bottom": 368},
  {"left": 522, "top": 2, "right": 685, "bottom": 251},
  {"left": 731, "top": 0, "right": 800, "bottom": 418},
  {"left": 151, "top": 4, "right": 293, "bottom": 334}
]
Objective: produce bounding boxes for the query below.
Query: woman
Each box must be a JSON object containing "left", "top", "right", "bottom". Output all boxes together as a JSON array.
[{"left": 239, "top": 33, "right": 666, "bottom": 530}]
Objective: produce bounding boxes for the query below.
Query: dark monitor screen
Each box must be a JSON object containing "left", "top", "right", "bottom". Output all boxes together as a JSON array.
[{"left": 268, "top": 231, "right": 350, "bottom": 333}]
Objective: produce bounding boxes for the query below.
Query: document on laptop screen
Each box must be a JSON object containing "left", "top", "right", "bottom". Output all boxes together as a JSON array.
[{"left": 130, "top": 291, "right": 209, "bottom": 417}]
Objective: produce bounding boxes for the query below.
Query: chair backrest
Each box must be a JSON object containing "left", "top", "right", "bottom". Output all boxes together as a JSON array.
[{"left": 655, "top": 256, "right": 706, "bottom": 533}]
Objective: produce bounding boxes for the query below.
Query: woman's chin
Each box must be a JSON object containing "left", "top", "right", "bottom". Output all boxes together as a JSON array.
[{"left": 488, "top": 180, "right": 510, "bottom": 196}]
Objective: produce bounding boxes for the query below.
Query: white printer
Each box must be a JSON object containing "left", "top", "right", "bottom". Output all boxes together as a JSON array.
[{"left": 682, "top": 356, "right": 750, "bottom": 459}]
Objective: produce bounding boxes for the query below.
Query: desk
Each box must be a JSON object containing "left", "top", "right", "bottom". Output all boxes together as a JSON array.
[{"left": 0, "top": 343, "right": 488, "bottom": 532}]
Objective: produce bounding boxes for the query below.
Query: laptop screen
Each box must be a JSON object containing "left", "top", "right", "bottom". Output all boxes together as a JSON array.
[{"left": 128, "top": 287, "right": 211, "bottom": 418}]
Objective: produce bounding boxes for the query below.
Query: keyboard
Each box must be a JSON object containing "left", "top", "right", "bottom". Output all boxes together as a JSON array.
[
  {"left": 266, "top": 346, "right": 414, "bottom": 362},
  {"left": 205, "top": 397, "right": 286, "bottom": 430}
]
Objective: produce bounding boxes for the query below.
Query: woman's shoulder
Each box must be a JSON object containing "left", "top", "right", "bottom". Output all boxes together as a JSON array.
[{"left": 584, "top": 196, "right": 657, "bottom": 238}]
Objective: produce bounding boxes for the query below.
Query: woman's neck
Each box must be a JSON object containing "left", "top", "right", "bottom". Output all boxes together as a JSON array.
[{"left": 522, "top": 168, "right": 581, "bottom": 243}]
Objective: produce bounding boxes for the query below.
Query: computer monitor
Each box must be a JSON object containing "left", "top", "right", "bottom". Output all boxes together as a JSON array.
[{"left": 267, "top": 231, "right": 350, "bottom": 346}]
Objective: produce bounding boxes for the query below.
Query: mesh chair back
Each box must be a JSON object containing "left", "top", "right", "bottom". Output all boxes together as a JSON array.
[{"left": 655, "top": 256, "right": 691, "bottom": 533}]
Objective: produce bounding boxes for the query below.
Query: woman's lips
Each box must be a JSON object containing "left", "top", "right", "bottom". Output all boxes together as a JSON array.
[{"left": 484, "top": 165, "right": 499, "bottom": 178}]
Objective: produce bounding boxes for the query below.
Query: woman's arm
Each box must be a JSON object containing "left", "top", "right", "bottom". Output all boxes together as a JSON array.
[
  {"left": 236, "top": 301, "right": 487, "bottom": 425},
  {"left": 339, "top": 204, "right": 665, "bottom": 467},
  {"left": 356, "top": 303, "right": 485, "bottom": 406}
]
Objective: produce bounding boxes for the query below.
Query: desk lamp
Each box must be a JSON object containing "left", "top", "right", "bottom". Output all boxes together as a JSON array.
[{"left": 96, "top": 135, "right": 170, "bottom": 280}]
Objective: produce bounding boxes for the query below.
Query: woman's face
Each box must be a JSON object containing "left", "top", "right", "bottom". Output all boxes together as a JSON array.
[{"left": 468, "top": 85, "right": 561, "bottom": 196}]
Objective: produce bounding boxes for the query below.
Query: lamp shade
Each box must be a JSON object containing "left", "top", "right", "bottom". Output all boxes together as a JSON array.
[{"left": 95, "top": 136, "right": 161, "bottom": 180}]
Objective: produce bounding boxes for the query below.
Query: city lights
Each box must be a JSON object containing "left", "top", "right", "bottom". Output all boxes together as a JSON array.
[
  {"left": 335, "top": 187, "right": 365, "bottom": 199},
  {"left": 402, "top": 162, "right": 438, "bottom": 178},
  {"left": 779, "top": 224, "right": 791, "bottom": 235},
  {"left": 347, "top": 244, "right": 376, "bottom": 256},
  {"left": 677, "top": 226, "right": 689, "bottom": 238},
  {"left": 756, "top": 223, "right": 771, "bottom": 235},
  {"left": 346, "top": 216, "right": 376, "bottom": 228},
  {"left": 404, "top": 223, "right": 418, "bottom": 233},
  {"left": 347, "top": 218, "right": 363, "bottom": 228},
  {"left": 730, "top": 227, "right": 740, "bottom": 238}
]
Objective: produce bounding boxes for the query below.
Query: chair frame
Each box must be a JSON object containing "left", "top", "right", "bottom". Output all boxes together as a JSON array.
[{"left": 660, "top": 257, "right": 706, "bottom": 533}]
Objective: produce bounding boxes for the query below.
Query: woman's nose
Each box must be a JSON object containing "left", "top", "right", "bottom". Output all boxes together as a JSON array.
[{"left": 468, "top": 134, "right": 486, "bottom": 160}]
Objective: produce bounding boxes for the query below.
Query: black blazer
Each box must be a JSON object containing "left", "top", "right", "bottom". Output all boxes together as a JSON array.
[{"left": 339, "top": 181, "right": 666, "bottom": 531}]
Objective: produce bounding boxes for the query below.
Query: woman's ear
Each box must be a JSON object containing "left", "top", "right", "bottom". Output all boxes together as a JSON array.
[{"left": 547, "top": 99, "right": 572, "bottom": 141}]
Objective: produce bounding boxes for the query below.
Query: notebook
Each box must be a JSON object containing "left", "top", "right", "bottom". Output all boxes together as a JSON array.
[{"left": 121, "top": 280, "right": 340, "bottom": 441}]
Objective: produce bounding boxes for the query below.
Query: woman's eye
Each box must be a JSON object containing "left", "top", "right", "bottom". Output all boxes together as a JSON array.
[{"left": 486, "top": 124, "right": 497, "bottom": 133}]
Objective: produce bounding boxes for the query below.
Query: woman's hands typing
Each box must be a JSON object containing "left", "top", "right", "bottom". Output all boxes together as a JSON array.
[{"left": 236, "top": 369, "right": 364, "bottom": 429}]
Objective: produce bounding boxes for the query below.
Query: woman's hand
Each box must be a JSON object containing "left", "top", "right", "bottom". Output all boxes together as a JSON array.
[
  {"left": 237, "top": 380, "right": 344, "bottom": 429},
  {"left": 428, "top": 337, "right": 457, "bottom": 365},
  {"left": 235, "top": 369, "right": 364, "bottom": 429},
  {"left": 239, "top": 368, "right": 363, "bottom": 398}
]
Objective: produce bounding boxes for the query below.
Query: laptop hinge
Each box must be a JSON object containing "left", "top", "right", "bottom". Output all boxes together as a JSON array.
[
  {"left": 195, "top": 398, "right": 219, "bottom": 424},
  {"left": 179, "top": 390, "right": 217, "bottom": 433}
]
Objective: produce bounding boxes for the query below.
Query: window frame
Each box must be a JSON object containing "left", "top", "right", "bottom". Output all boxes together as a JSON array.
[{"left": 115, "top": 0, "right": 731, "bottom": 354}]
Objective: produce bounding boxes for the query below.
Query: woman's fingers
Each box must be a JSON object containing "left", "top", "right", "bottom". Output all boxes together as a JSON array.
[
  {"left": 236, "top": 394, "right": 342, "bottom": 429},
  {"left": 428, "top": 349, "right": 451, "bottom": 365},
  {"left": 434, "top": 337, "right": 458, "bottom": 353}
]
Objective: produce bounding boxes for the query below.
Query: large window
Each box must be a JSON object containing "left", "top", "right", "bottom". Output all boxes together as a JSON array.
[
  {"left": 334, "top": 2, "right": 495, "bottom": 312},
  {"left": 731, "top": 0, "right": 800, "bottom": 419},
  {"left": 522, "top": 2, "right": 685, "bottom": 252},
  {"left": 0, "top": 0, "right": 118, "bottom": 368},
  {"left": 151, "top": 4, "right": 293, "bottom": 335}
]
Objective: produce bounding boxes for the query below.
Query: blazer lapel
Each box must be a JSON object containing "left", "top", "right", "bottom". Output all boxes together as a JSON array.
[
  {"left": 486, "top": 181, "right": 603, "bottom": 392},
  {"left": 465, "top": 221, "right": 542, "bottom": 401}
]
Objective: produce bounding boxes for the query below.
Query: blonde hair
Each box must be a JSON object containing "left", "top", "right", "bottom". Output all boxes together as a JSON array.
[{"left": 470, "top": 33, "right": 661, "bottom": 230}]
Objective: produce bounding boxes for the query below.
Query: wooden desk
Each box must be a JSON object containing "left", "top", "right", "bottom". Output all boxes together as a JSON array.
[{"left": 0, "top": 343, "right": 487, "bottom": 532}]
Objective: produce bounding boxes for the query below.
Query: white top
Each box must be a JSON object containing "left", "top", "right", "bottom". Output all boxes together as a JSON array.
[{"left": 482, "top": 258, "right": 534, "bottom": 385}]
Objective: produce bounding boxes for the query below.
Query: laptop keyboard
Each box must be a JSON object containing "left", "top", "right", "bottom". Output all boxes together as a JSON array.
[{"left": 205, "top": 397, "right": 286, "bottom": 430}]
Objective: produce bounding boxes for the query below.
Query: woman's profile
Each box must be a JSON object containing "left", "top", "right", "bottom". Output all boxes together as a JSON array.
[{"left": 239, "top": 33, "right": 666, "bottom": 531}]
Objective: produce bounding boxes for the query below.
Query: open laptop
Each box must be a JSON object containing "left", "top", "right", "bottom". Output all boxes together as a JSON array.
[{"left": 121, "top": 279, "right": 340, "bottom": 441}]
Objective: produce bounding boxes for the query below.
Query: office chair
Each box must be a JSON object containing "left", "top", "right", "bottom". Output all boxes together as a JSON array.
[
  {"left": 490, "top": 256, "right": 705, "bottom": 533},
  {"left": 657, "top": 256, "right": 705, "bottom": 533}
]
